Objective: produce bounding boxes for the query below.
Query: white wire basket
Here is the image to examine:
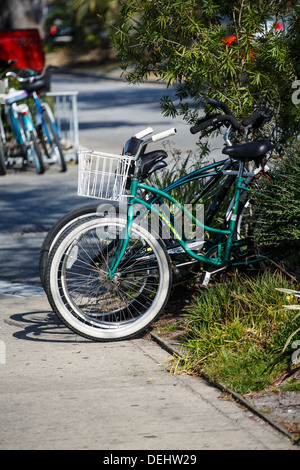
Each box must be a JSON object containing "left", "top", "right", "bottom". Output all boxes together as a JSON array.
[{"left": 77, "top": 149, "right": 134, "bottom": 201}]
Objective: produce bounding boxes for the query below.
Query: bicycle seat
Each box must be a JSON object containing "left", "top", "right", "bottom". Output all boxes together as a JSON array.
[
  {"left": 22, "top": 77, "right": 49, "bottom": 93},
  {"left": 139, "top": 150, "right": 168, "bottom": 177},
  {"left": 222, "top": 140, "right": 273, "bottom": 161},
  {"left": 0, "top": 88, "right": 28, "bottom": 105}
]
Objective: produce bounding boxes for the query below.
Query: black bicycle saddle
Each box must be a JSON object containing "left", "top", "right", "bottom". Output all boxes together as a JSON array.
[
  {"left": 139, "top": 150, "right": 168, "bottom": 177},
  {"left": 22, "top": 77, "right": 50, "bottom": 92},
  {"left": 222, "top": 140, "right": 273, "bottom": 161}
]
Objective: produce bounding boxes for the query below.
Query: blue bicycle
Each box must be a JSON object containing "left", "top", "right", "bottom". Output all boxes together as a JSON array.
[
  {"left": 6, "top": 65, "right": 67, "bottom": 172},
  {"left": 0, "top": 85, "right": 45, "bottom": 174}
]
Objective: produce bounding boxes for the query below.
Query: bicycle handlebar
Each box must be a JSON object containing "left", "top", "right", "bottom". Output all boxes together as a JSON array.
[
  {"left": 6, "top": 64, "right": 55, "bottom": 83},
  {"left": 204, "top": 97, "right": 235, "bottom": 117},
  {"left": 241, "top": 110, "right": 265, "bottom": 127},
  {"left": 151, "top": 127, "right": 177, "bottom": 142},
  {"left": 242, "top": 109, "right": 273, "bottom": 129},
  {"left": 190, "top": 114, "right": 242, "bottom": 134},
  {"left": 5, "top": 71, "right": 20, "bottom": 80},
  {"left": 135, "top": 127, "right": 153, "bottom": 139},
  {"left": 125, "top": 127, "right": 177, "bottom": 157},
  {"left": 191, "top": 96, "right": 272, "bottom": 135}
]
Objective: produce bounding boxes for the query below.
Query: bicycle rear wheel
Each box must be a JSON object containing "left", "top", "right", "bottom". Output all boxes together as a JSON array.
[
  {"left": 42, "top": 107, "right": 66, "bottom": 172},
  {"left": 46, "top": 217, "right": 172, "bottom": 341}
]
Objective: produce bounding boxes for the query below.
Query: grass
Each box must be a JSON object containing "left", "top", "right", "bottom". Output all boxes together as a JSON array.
[
  {"left": 156, "top": 324, "right": 179, "bottom": 333},
  {"left": 280, "top": 379, "right": 300, "bottom": 392},
  {"left": 179, "top": 270, "right": 300, "bottom": 395}
]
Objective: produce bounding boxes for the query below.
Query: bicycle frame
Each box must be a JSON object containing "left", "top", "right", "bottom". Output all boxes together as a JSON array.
[
  {"left": 146, "top": 158, "right": 236, "bottom": 237},
  {"left": 8, "top": 102, "right": 35, "bottom": 145},
  {"left": 108, "top": 158, "right": 254, "bottom": 278}
]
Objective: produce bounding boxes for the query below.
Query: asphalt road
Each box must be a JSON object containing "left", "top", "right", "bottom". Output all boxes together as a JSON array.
[{"left": 51, "top": 69, "right": 225, "bottom": 158}]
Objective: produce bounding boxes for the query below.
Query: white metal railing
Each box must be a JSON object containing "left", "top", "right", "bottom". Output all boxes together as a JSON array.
[{"left": 46, "top": 91, "right": 79, "bottom": 161}]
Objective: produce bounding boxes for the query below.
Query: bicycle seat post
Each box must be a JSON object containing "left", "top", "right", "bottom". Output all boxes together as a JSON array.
[
  {"left": 238, "top": 160, "right": 245, "bottom": 178},
  {"left": 224, "top": 124, "right": 232, "bottom": 146}
]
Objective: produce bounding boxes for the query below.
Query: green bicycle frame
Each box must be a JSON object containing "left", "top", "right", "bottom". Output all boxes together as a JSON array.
[{"left": 108, "top": 163, "right": 251, "bottom": 278}]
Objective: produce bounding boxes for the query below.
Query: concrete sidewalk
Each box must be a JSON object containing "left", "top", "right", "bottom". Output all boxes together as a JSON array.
[{"left": 0, "top": 292, "right": 296, "bottom": 450}]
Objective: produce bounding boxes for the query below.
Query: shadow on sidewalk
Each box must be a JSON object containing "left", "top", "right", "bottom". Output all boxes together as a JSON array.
[{"left": 10, "top": 310, "right": 87, "bottom": 343}]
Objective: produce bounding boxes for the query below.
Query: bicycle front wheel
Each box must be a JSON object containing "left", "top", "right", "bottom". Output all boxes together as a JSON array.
[
  {"left": 39, "top": 202, "right": 118, "bottom": 288},
  {"left": 30, "top": 129, "right": 45, "bottom": 174},
  {"left": 46, "top": 217, "right": 172, "bottom": 341}
]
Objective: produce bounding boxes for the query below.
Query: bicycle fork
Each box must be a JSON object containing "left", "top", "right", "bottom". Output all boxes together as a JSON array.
[
  {"left": 33, "top": 94, "right": 61, "bottom": 143},
  {"left": 107, "top": 186, "right": 137, "bottom": 279}
]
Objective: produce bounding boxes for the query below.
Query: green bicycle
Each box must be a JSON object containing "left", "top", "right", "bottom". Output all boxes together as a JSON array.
[
  {"left": 45, "top": 108, "right": 276, "bottom": 341},
  {"left": 40, "top": 98, "right": 271, "bottom": 288}
]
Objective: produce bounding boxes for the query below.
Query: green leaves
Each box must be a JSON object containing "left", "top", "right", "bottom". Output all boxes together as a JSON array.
[
  {"left": 253, "top": 142, "right": 300, "bottom": 250},
  {"left": 113, "top": 0, "right": 299, "bottom": 138}
]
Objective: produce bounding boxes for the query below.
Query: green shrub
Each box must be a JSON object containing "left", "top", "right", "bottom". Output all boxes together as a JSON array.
[
  {"left": 184, "top": 271, "right": 300, "bottom": 394},
  {"left": 253, "top": 141, "right": 300, "bottom": 251}
]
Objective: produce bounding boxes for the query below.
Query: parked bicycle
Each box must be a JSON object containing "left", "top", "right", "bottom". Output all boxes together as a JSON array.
[
  {"left": 44, "top": 99, "right": 281, "bottom": 342},
  {"left": 0, "top": 60, "right": 44, "bottom": 174},
  {"left": 0, "top": 60, "right": 66, "bottom": 174},
  {"left": 39, "top": 98, "right": 273, "bottom": 288},
  {"left": 6, "top": 65, "right": 67, "bottom": 172}
]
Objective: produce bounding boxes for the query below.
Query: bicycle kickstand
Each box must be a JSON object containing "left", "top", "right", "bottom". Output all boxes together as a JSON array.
[{"left": 199, "top": 262, "right": 231, "bottom": 287}]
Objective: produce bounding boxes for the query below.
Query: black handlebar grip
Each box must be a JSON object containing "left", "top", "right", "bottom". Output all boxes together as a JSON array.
[
  {"left": 205, "top": 97, "right": 219, "bottom": 107},
  {"left": 190, "top": 114, "right": 241, "bottom": 134},
  {"left": 242, "top": 110, "right": 265, "bottom": 127},
  {"left": 205, "top": 97, "right": 235, "bottom": 116},
  {"left": 190, "top": 117, "right": 215, "bottom": 134}
]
